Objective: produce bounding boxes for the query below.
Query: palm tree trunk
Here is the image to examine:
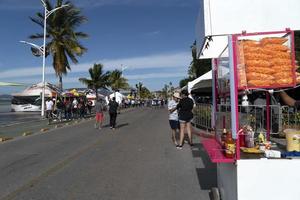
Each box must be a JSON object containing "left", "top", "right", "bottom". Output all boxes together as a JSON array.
[
  {"left": 95, "top": 86, "right": 98, "bottom": 100},
  {"left": 58, "top": 75, "right": 63, "bottom": 91}
]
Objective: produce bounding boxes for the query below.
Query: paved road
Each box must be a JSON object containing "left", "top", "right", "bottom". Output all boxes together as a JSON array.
[{"left": 0, "top": 108, "right": 216, "bottom": 200}]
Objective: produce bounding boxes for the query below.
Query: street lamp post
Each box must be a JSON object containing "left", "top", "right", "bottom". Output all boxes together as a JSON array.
[
  {"left": 21, "top": 1, "right": 68, "bottom": 117},
  {"left": 40, "top": 0, "right": 68, "bottom": 117}
]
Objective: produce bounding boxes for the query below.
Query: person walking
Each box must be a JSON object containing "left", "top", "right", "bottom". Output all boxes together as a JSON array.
[
  {"left": 64, "top": 98, "right": 72, "bottom": 121},
  {"left": 45, "top": 98, "right": 54, "bottom": 119},
  {"left": 168, "top": 92, "right": 181, "bottom": 146},
  {"left": 108, "top": 97, "right": 119, "bottom": 130},
  {"left": 94, "top": 98, "right": 105, "bottom": 130},
  {"left": 87, "top": 100, "right": 93, "bottom": 115},
  {"left": 175, "top": 90, "right": 194, "bottom": 149},
  {"left": 55, "top": 97, "right": 64, "bottom": 121}
]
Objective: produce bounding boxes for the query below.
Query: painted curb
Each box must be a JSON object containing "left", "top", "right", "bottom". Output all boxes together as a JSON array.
[
  {"left": 0, "top": 137, "right": 13, "bottom": 142},
  {"left": 23, "top": 131, "right": 33, "bottom": 136},
  {"left": 41, "top": 128, "right": 49, "bottom": 132}
]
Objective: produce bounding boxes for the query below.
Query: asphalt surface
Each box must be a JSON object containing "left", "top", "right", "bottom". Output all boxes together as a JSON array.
[{"left": 0, "top": 107, "right": 216, "bottom": 200}]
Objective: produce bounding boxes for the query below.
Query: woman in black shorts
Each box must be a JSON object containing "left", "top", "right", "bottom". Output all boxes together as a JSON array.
[{"left": 176, "top": 90, "right": 194, "bottom": 149}]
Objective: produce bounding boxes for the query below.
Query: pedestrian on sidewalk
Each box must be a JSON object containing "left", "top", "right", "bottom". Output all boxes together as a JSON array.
[
  {"left": 168, "top": 92, "right": 181, "bottom": 146},
  {"left": 176, "top": 90, "right": 194, "bottom": 149},
  {"left": 108, "top": 97, "right": 119, "bottom": 130}
]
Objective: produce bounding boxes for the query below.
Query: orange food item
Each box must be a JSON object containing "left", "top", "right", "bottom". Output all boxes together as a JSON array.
[
  {"left": 246, "top": 67, "right": 275, "bottom": 74},
  {"left": 275, "top": 78, "right": 293, "bottom": 85},
  {"left": 248, "top": 80, "right": 274, "bottom": 86},
  {"left": 244, "top": 53, "right": 272, "bottom": 60},
  {"left": 296, "top": 73, "right": 300, "bottom": 84},
  {"left": 245, "top": 60, "right": 272, "bottom": 68},
  {"left": 272, "top": 58, "right": 291, "bottom": 66},
  {"left": 272, "top": 65, "right": 293, "bottom": 71},
  {"left": 260, "top": 37, "right": 288, "bottom": 46},
  {"left": 273, "top": 72, "right": 292, "bottom": 79},
  {"left": 240, "top": 40, "right": 260, "bottom": 47},
  {"left": 272, "top": 51, "right": 291, "bottom": 59},
  {"left": 242, "top": 46, "right": 264, "bottom": 54},
  {"left": 264, "top": 44, "right": 290, "bottom": 52},
  {"left": 246, "top": 72, "right": 274, "bottom": 80}
]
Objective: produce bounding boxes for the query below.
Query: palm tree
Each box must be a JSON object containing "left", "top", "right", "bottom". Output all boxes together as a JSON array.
[
  {"left": 108, "top": 70, "right": 130, "bottom": 95},
  {"left": 79, "top": 63, "right": 109, "bottom": 98},
  {"left": 30, "top": 0, "right": 88, "bottom": 90},
  {"left": 135, "top": 82, "right": 143, "bottom": 98}
]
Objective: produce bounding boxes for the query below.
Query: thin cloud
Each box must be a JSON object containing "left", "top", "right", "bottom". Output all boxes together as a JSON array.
[
  {"left": 144, "top": 30, "right": 161, "bottom": 37},
  {"left": 126, "top": 72, "right": 185, "bottom": 80},
  {"left": 0, "top": 51, "right": 190, "bottom": 80},
  {"left": 2, "top": 52, "right": 190, "bottom": 77}
]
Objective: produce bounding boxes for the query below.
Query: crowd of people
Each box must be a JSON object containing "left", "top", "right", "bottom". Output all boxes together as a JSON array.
[{"left": 45, "top": 96, "right": 93, "bottom": 122}]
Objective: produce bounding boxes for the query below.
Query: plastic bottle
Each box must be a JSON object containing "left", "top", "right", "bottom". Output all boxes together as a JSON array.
[
  {"left": 221, "top": 128, "right": 227, "bottom": 148},
  {"left": 225, "top": 132, "right": 235, "bottom": 158}
]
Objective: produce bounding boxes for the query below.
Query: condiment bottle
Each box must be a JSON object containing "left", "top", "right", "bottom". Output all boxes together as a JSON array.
[
  {"left": 221, "top": 128, "right": 227, "bottom": 148},
  {"left": 225, "top": 132, "right": 235, "bottom": 158}
]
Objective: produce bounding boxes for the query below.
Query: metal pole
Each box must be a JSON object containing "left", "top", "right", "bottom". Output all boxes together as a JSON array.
[{"left": 41, "top": 7, "right": 47, "bottom": 117}]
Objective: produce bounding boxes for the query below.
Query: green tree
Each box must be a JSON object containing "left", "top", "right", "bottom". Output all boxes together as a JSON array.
[
  {"left": 179, "top": 41, "right": 211, "bottom": 88},
  {"left": 30, "top": 0, "right": 88, "bottom": 90},
  {"left": 161, "top": 84, "right": 170, "bottom": 99},
  {"left": 135, "top": 82, "right": 143, "bottom": 98},
  {"left": 179, "top": 77, "right": 193, "bottom": 88},
  {"left": 140, "top": 86, "right": 152, "bottom": 99},
  {"left": 135, "top": 82, "right": 151, "bottom": 99},
  {"left": 188, "top": 41, "right": 211, "bottom": 79},
  {"left": 108, "top": 69, "right": 130, "bottom": 92},
  {"left": 78, "top": 63, "right": 110, "bottom": 98}
]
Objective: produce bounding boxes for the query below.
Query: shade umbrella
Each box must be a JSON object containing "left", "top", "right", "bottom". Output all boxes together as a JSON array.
[{"left": 0, "top": 82, "right": 24, "bottom": 87}]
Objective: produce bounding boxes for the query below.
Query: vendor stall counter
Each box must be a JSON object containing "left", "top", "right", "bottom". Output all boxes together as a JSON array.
[{"left": 201, "top": 30, "right": 300, "bottom": 200}]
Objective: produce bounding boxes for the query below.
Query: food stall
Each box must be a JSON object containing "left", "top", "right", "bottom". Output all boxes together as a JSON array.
[{"left": 196, "top": 1, "right": 300, "bottom": 200}]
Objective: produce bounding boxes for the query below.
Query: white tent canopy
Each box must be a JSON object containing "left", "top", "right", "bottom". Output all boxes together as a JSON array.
[
  {"left": 196, "top": 0, "right": 300, "bottom": 58},
  {"left": 189, "top": 66, "right": 230, "bottom": 92},
  {"left": 106, "top": 91, "right": 125, "bottom": 105},
  {"left": 11, "top": 82, "right": 60, "bottom": 97},
  {"left": 188, "top": 70, "right": 212, "bottom": 93}
]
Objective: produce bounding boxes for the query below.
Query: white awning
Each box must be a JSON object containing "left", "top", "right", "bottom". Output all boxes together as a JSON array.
[{"left": 188, "top": 71, "right": 212, "bottom": 93}]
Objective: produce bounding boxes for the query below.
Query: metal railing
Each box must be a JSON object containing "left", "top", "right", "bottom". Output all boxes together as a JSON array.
[
  {"left": 193, "top": 103, "right": 212, "bottom": 130},
  {"left": 194, "top": 104, "right": 300, "bottom": 135}
]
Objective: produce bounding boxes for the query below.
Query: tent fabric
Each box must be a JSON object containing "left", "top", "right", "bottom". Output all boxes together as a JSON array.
[
  {"left": 189, "top": 66, "right": 230, "bottom": 92},
  {"left": 187, "top": 71, "right": 212, "bottom": 94},
  {"left": 106, "top": 92, "right": 124, "bottom": 104}
]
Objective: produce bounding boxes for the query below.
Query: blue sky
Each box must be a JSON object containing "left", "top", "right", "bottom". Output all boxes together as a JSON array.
[{"left": 0, "top": 0, "right": 199, "bottom": 94}]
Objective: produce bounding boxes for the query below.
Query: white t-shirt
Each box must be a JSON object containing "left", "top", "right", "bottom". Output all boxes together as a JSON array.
[
  {"left": 72, "top": 99, "right": 78, "bottom": 108},
  {"left": 46, "top": 100, "right": 54, "bottom": 111},
  {"left": 168, "top": 99, "right": 178, "bottom": 120}
]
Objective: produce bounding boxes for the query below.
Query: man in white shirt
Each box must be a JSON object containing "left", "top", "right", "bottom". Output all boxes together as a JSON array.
[
  {"left": 45, "top": 98, "right": 54, "bottom": 119},
  {"left": 72, "top": 98, "right": 78, "bottom": 119},
  {"left": 168, "top": 92, "right": 181, "bottom": 146}
]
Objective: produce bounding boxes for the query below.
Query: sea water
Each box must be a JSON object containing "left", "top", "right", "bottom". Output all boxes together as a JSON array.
[{"left": 0, "top": 100, "right": 11, "bottom": 113}]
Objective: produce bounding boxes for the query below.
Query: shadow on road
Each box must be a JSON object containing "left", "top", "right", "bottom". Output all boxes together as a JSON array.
[
  {"left": 192, "top": 143, "right": 217, "bottom": 191},
  {"left": 102, "top": 123, "right": 129, "bottom": 129},
  {"left": 116, "top": 123, "right": 129, "bottom": 128}
]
